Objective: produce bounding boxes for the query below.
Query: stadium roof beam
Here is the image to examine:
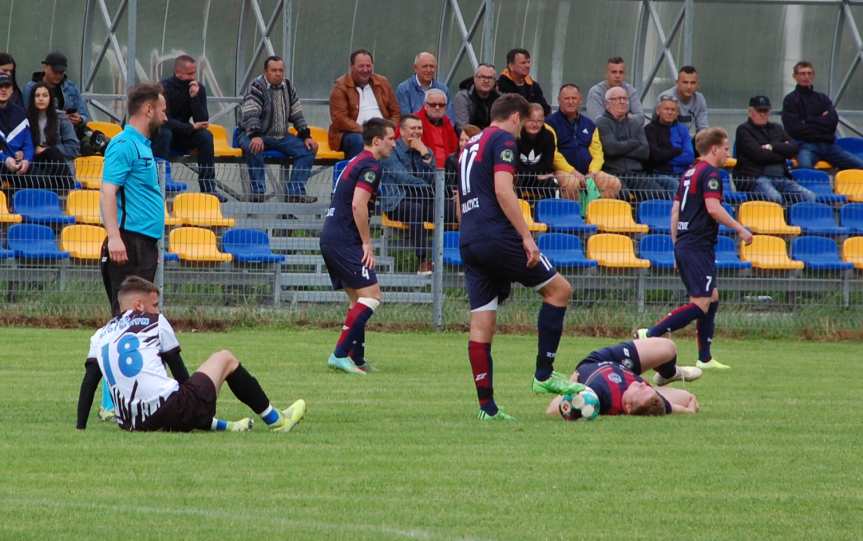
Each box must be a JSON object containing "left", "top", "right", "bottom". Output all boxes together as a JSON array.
[
  {"left": 235, "top": 0, "right": 287, "bottom": 96},
  {"left": 830, "top": 0, "right": 863, "bottom": 135},
  {"left": 440, "top": 0, "right": 494, "bottom": 88},
  {"left": 81, "top": 0, "right": 129, "bottom": 94},
  {"left": 632, "top": 0, "right": 689, "bottom": 101}
]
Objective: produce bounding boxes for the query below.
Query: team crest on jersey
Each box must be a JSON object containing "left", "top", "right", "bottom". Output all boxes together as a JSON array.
[
  {"left": 609, "top": 373, "right": 623, "bottom": 384},
  {"left": 622, "top": 358, "right": 634, "bottom": 370},
  {"left": 363, "top": 170, "right": 376, "bottom": 183},
  {"left": 708, "top": 178, "right": 720, "bottom": 190},
  {"left": 500, "top": 148, "right": 514, "bottom": 163}
]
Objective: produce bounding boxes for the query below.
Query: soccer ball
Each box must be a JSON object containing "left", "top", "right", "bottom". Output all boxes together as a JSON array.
[{"left": 558, "top": 389, "right": 600, "bottom": 422}]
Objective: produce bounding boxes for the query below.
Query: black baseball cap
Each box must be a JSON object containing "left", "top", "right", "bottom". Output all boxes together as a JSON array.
[
  {"left": 0, "top": 73, "right": 12, "bottom": 86},
  {"left": 749, "top": 95, "right": 771, "bottom": 110},
  {"left": 42, "top": 51, "right": 68, "bottom": 72}
]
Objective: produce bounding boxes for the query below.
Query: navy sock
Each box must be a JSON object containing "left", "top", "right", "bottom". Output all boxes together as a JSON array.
[
  {"left": 334, "top": 303, "right": 374, "bottom": 358},
  {"left": 468, "top": 341, "right": 497, "bottom": 415},
  {"left": 349, "top": 327, "right": 366, "bottom": 367},
  {"left": 536, "top": 303, "right": 566, "bottom": 381},
  {"left": 696, "top": 301, "right": 719, "bottom": 362},
  {"left": 656, "top": 355, "right": 678, "bottom": 379},
  {"left": 225, "top": 364, "right": 270, "bottom": 415},
  {"left": 648, "top": 303, "right": 705, "bottom": 336}
]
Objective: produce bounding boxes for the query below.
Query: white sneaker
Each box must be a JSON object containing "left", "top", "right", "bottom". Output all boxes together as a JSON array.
[{"left": 653, "top": 365, "right": 703, "bottom": 386}]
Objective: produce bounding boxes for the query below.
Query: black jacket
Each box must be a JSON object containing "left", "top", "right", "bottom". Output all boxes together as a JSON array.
[
  {"left": 454, "top": 77, "right": 499, "bottom": 129},
  {"left": 644, "top": 120, "right": 682, "bottom": 174},
  {"left": 734, "top": 119, "right": 798, "bottom": 179},
  {"left": 497, "top": 73, "right": 551, "bottom": 115},
  {"left": 160, "top": 76, "right": 209, "bottom": 137},
  {"left": 781, "top": 85, "right": 838, "bottom": 144},
  {"left": 517, "top": 126, "right": 556, "bottom": 178}
]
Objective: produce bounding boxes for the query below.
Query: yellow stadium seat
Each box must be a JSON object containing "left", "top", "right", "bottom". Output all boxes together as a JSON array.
[
  {"left": 0, "top": 191, "right": 22, "bottom": 223},
  {"left": 61, "top": 224, "right": 107, "bottom": 260},
  {"left": 86, "top": 121, "right": 122, "bottom": 138},
  {"left": 740, "top": 235, "right": 804, "bottom": 270},
  {"left": 842, "top": 237, "right": 863, "bottom": 270},
  {"left": 165, "top": 203, "right": 182, "bottom": 226},
  {"left": 289, "top": 125, "right": 345, "bottom": 162},
  {"left": 738, "top": 201, "right": 801, "bottom": 235},
  {"left": 815, "top": 160, "right": 832, "bottom": 170},
  {"left": 835, "top": 169, "right": 863, "bottom": 202},
  {"left": 208, "top": 123, "right": 243, "bottom": 158},
  {"left": 75, "top": 156, "right": 104, "bottom": 189},
  {"left": 586, "top": 233, "right": 651, "bottom": 269},
  {"left": 66, "top": 190, "right": 102, "bottom": 224},
  {"left": 171, "top": 193, "right": 236, "bottom": 227},
  {"left": 381, "top": 213, "right": 433, "bottom": 231},
  {"left": 518, "top": 199, "right": 548, "bottom": 232},
  {"left": 169, "top": 227, "right": 232, "bottom": 263},
  {"left": 586, "top": 199, "right": 649, "bottom": 233}
]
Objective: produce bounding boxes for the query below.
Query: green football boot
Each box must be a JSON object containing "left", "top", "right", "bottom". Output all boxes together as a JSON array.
[
  {"left": 477, "top": 408, "right": 516, "bottom": 421},
  {"left": 532, "top": 371, "right": 586, "bottom": 395},
  {"left": 327, "top": 353, "right": 366, "bottom": 375}
]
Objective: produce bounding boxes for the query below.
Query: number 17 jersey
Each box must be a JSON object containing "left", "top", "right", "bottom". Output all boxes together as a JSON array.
[
  {"left": 87, "top": 310, "right": 181, "bottom": 430},
  {"left": 458, "top": 127, "right": 519, "bottom": 246}
]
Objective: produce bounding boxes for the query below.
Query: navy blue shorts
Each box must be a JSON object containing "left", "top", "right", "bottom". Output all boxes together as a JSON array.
[
  {"left": 461, "top": 239, "right": 557, "bottom": 310},
  {"left": 674, "top": 245, "right": 716, "bottom": 298},
  {"left": 576, "top": 341, "right": 642, "bottom": 379},
  {"left": 320, "top": 241, "right": 378, "bottom": 291}
]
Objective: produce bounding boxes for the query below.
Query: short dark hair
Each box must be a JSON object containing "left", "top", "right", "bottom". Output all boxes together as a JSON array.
[
  {"left": 695, "top": 127, "right": 728, "bottom": 156},
  {"left": 362, "top": 118, "right": 394, "bottom": 145},
  {"left": 118, "top": 275, "right": 160, "bottom": 298},
  {"left": 558, "top": 83, "right": 581, "bottom": 95},
  {"left": 679, "top": 65, "right": 697, "bottom": 75},
  {"left": 490, "top": 93, "right": 530, "bottom": 122},
  {"left": 174, "top": 54, "right": 196, "bottom": 70},
  {"left": 506, "top": 48, "right": 530, "bottom": 65},
  {"left": 608, "top": 56, "right": 625, "bottom": 65},
  {"left": 793, "top": 61, "right": 814, "bottom": 74},
  {"left": 264, "top": 55, "right": 283, "bottom": 70},
  {"left": 399, "top": 114, "right": 420, "bottom": 127},
  {"left": 628, "top": 392, "right": 666, "bottom": 416},
  {"left": 127, "top": 82, "right": 163, "bottom": 116},
  {"left": 350, "top": 49, "right": 374, "bottom": 65}
]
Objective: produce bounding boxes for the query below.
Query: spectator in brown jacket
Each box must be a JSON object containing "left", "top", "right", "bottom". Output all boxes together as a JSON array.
[{"left": 328, "top": 49, "right": 400, "bottom": 159}]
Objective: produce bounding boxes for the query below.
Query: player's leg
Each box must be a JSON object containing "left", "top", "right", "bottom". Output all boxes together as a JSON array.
[
  {"left": 329, "top": 284, "right": 381, "bottom": 374},
  {"left": 633, "top": 337, "right": 702, "bottom": 385},
  {"left": 695, "top": 288, "right": 729, "bottom": 370},
  {"left": 531, "top": 274, "right": 583, "bottom": 396},
  {"left": 469, "top": 303, "right": 513, "bottom": 420},
  {"left": 638, "top": 250, "right": 712, "bottom": 338},
  {"left": 196, "top": 349, "right": 306, "bottom": 432}
]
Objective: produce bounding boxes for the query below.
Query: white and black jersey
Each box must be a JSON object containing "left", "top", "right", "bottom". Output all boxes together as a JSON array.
[{"left": 87, "top": 310, "right": 181, "bottom": 430}]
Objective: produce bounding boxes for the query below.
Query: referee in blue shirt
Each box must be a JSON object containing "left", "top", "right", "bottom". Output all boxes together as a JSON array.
[{"left": 100, "top": 83, "right": 168, "bottom": 314}]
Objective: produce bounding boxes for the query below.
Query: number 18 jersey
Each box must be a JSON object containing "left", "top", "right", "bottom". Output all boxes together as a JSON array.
[{"left": 87, "top": 310, "right": 181, "bottom": 430}]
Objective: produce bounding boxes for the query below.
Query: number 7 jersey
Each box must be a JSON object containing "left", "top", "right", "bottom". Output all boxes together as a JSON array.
[
  {"left": 87, "top": 310, "right": 181, "bottom": 430},
  {"left": 675, "top": 160, "right": 723, "bottom": 251}
]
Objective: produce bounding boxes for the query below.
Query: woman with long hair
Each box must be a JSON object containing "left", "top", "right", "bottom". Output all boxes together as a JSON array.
[
  {"left": 26, "top": 82, "right": 77, "bottom": 190},
  {"left": 0, "top": 52, "right": 24, "bottom": 107}
]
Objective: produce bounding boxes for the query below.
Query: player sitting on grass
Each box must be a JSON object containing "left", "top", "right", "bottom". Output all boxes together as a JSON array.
[
  {"left": 546, "top": 337, "right": 701, "bottom": 418},
  {"left": 75, "top": 276, "right": 306, "bottom": 432}
]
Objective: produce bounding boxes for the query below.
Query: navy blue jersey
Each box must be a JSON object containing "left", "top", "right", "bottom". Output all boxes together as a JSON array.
[
  {"left": 458, "top": 127, "right": 519, "bottom": 246},
  {"left": 675, "top": 160, "right": 723, "bottom": 250},
  {"left": 321, "top": 150, "right": 381, "bottom": 245}
]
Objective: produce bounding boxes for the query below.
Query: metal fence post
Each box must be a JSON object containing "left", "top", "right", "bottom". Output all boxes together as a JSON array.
[
  {"left": 157, "top": 159, "right": 166, "bottom": 313},
  {"left": 432, "top": 168, "right": 446, "bottom": 331}
]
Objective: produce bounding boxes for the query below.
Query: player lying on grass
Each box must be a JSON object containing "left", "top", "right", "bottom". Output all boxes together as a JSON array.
[
  {"left": 546, "top": 337, "right": 701, "bottom": 419},
  {"left": 75, "top": 276, "right": 306, "bottom": 432}
]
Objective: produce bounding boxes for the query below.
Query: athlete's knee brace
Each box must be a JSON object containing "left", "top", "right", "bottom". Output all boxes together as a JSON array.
[{"left": 358, "top": 297, "right": 380, "bottom": 311}]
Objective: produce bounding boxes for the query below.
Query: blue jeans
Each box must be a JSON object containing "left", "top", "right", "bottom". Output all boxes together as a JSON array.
[
  {"left": 341, "top": 133, "right": 364, "bottom": 159},
  {"left": 797, "top": 141, "right": 863, "bottom": 170},
  {"left": 651, "top": 174, "right": 681, "bottom": 198},
  {"left": 754, "top": 176, "right": 816, "bottom": 204},
  {"left": 237, "top": 133, "right": 316, "bottom": 195}
]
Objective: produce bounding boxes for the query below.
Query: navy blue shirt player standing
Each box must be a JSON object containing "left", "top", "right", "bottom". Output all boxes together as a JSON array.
[
  {"left": 320, "top": 118, "right": 396, "bottom": 375},
  {"left": 636, "top": 128, "right": 752, "bottom": 371},
  {"left": 457, "top": 93, "right": 585, "bottom": 421}
]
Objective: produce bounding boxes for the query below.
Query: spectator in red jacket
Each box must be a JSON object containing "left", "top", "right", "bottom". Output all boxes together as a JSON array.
[{"left": 417, "top": 89, "right": 457, "bottom": 168}]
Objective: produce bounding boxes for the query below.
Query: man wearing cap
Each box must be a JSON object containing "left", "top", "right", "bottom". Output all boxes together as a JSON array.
[
  {"left": 734, "top": 96, "right": 814, "bottom": 204},
  {"left": 23, "top": 51, "right": 91, "bottom": 137},
  {"left": 0, "top": 72, "right": 34, "bottom": 184}
]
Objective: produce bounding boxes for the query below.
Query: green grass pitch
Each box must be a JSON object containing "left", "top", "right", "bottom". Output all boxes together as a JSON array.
[{"left": 2, "top": 326, "right": 861, "bottom": 540}]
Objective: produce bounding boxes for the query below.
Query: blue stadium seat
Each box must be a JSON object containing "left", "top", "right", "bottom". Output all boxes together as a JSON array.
[
  {"left": 837, "top": 137, "right": 863, "bottom": 158},
  {"left": 715, "top": 236, "right": 752, "bottom": 270},
  {"left": 718, "top": 202, "right": 735, "bottom": 235},
  {"left": 840, "top": 203, "right": 863, "bottom": 234},
  {"left": 155, "top": 159, "right": 188, "bottom": 193},
  {"left": 790, "top": 236, "right": 853, "bottom": 271},
  {"left": 719, "top": 170, "right": 748, "bottom": 203},
  {"left": 788, "top": 202, "right": 849, "bottom": 236},
  {"left": 636, "top": 199, "right": 672, "bottom": 233},
  {"left": 333, "top": 159, "right": 348, "bottom": 188},
  {"left": 13, "top": 189, "right": 75, "bottom": 224},
  {"left": 8, "top": 223, "right": 70, "bottom": 261},
  {"left": 0, "top": 246, "right": 12, "bottom": 259},
  {"left": 443, "top": 231, "right": 463, "bottom": 266},
  {"left": 164, "top": 252, "right": 179, "bottom": 262},
  {"left": 534, "top": 199, "right": 597, "bottom": 233},
  {"left": 790, "top": 168, "right": 847, "bottom": 204},
  {"left": 221, "top": 228, "right": 285, "bottom": 264},
  {"left": 637, "top": 234, "right": 675, "bottom": 269},
  {"left": 537, "top": 233, "right": 597, "bottom": 268}
]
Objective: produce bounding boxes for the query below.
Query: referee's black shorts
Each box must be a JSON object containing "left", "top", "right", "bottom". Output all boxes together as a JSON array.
[{"left": 100, "top": 229, "right": 159, "bottom": 315}]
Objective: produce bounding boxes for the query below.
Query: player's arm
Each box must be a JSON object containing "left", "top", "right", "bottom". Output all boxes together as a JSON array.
[
  {"left": 658, "top": 387, "right": 700, "bottom": 414},
  {"left": 75, "top": 358, "right": 102, "bottom": 430},
  {"left": 494, "top": 171, "right": 540, "bottom": 267},
  {"left": 351, "top": 187, "right": 375, "bottom": 269},
  {"left": 670, "top": 200, "right": 680, "bottom": 245},
  {"left": 705, "top": 197, "right": 752, "bottom": 244},
  {"left": 161, "top": 348, "right": 189, "bottom": 383},
  {"left": 100, "top": 183, "right": 127, "bottom": 264}
]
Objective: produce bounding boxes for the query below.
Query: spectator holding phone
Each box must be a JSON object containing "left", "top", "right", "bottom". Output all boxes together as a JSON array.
[{"left": 23, "top": 51, "right": 91, "bottom": 139}]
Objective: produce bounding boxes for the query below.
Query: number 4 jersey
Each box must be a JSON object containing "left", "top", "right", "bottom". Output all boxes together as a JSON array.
[{"left": 87, "top": 310, "right": 181, "bottom": 430}]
